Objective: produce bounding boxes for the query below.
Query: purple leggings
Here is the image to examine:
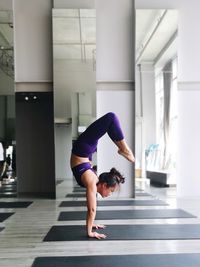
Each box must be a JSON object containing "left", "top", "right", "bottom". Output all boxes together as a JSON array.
[
  {"left": 71, "top": 112, "right": 124, "bottom": 187},
  {"left": 72, "top": 112, "right": 124, "bottom": 160}
]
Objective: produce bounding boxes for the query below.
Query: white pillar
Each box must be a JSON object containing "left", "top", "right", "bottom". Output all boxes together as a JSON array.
[{"left": 96, "top": 0, "right": 135, "bottom": 197}]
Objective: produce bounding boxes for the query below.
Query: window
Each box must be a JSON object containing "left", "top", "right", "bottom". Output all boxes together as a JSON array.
[{"left": 155, "top": 57, "right": 178, "bottom": 172}]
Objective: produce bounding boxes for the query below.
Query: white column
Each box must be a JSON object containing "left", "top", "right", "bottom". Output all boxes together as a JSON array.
[
  {"left": 97, "top": 91, "right": 135, "bottom": 197},
  {"left": 96, "top": 0, "right": 135, "bottom": 197}
]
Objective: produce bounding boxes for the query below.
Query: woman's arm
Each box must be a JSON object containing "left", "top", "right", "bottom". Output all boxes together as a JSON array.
[
  {"left": 86, "top": 180, "right": 97, "bottom": 235},
  {"left": 81, "top": 170, "right": 106, "bottom": 239},
  {"left": 86, "top": 180, "right": 106, "bottom": 239}
]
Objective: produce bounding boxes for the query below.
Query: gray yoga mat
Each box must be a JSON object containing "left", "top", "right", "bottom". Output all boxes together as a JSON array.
[
  {"left": 58, "top": 208, "right": 195, "bottom": 221},
  {"left": 43, "top": 224, "right": 200, "bottom": 241},
  {"left": 0, "top": 212, "right": 14, "bottom": 222},
  {"left": 59, "top": 199, "right": 168, "bottom": 207},
  {"left": 0, "top": 201, "right": 33, "bottom": 208},
  {"left": 32, "top": 254, "right": 200, "bottom": 267}
]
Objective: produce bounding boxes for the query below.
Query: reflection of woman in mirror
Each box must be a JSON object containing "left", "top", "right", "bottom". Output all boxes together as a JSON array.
[{"left": 70, "top": 112, "right": 135, "bottom": 239}]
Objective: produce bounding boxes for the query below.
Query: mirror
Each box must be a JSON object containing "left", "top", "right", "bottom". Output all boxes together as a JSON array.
[
  {"left": 52, "top": 9, "right": 96, "bottom": 196},
  {"left": 0, "top": 10, "right": 16, "bottom": 197},
  {"left": 135, "top": 9, "right": 178, "bottom": 190}
]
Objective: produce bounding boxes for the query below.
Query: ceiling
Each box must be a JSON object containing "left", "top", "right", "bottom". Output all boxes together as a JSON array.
[
  {"left": 52, "top": 9, "right": 96, "bottom": 61},
  {"left": 136, "top": 9, "right": 178, "bottom": 66}
]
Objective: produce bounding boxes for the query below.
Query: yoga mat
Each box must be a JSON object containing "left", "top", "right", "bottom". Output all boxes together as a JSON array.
[
  {"left": 0, "top": 201, "right": 33, "bottom": 208},
  {"left": 0, "top": 212, "right": 14, "bottom": 222},
  {"left": 0, "top": 187, "right": 16, "bottom": 192},
  {"left": 44, "top": 224, "right": 200, "bottom": 241},
  {"left": 66, "top": 192, "right": 151, "bottom": 198},
  {"left": 0, "top": 227, "right": 4, "bottom": 233},
  {"left": 66, "top": 191, "right": 152, "bottom": 197},
  {"left": 0, "top": 192, "right": 17, "bottom": 198},
  {"left": 73, "top": 187, "right": 145, "bottom": 192},
  {"left": 32, "top": 254, "right": 200, "bottom": 267},
  {"left": 135, "top": 188, "right": 144, "bottom": 191},
  {"left": 66, "top": 193, "right": 86, "bottom": 198},
  {"left": 73, "top": 187, "right": 86, "bottom": 192},
  {"left": 135, "top": 192, "right": 152, "bottom": 196},
  {"left": 1, "top": 184, "right": 17, "bottom": 188},
  {"left": 58, "top": 208, "right": 195, "bottom": 221},
  {"left": 59, "top": 199, "right": 168, "bottom": 207}
]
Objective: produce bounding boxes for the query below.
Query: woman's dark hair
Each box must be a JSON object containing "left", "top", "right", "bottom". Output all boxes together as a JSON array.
[{"left": 98, "top": 167, "right": 125, "bottom": 187}]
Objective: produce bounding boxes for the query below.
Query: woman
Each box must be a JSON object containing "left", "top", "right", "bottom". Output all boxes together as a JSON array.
[{"left": 70, "top": 112, "right": 135, "bottom": 239}]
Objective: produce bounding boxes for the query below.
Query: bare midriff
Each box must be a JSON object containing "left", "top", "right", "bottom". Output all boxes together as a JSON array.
[{"left": 70, "top": 153, "right": 91, "bottom": 168}]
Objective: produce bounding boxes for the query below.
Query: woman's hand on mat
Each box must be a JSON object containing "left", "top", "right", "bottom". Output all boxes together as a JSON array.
[
  {"left": 92, "top": 224, "right": 106, "bottom": 229},
  {"left": 88, "top": 231, "right": 107, "bottom": 239}
]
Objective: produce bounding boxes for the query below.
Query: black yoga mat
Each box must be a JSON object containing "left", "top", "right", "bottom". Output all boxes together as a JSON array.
[
  {"left": 32, "top": 254, "right": 200, "bottom": 267},
  {"left": 66, "top": 192, "right": 152, "bottom": 198},
  {"left": 66, "top": 193, "right": 86, "bottom": 198},
  {"left": 59, "top": 199, "right": 168, "bottom": 207},
  {"left": 0, "top": 201, "right": 33, "bottom": 208},
  {"left": 0, "top": 187, "right": 16, "bottom": 192},
  {"left": 73, "top": 187, "right": 86, "bottom": 192},
  {"left": 0, "top": 212, "right": 14, "bottom": 222},
  {"left": 73, "top": 187, "right": 145, "bottom": 193},
  {"left": 58, "top": 208, "right": 195, "bottom": 221},
  {"left": 44, "top": 224, "right": 200, "bottom": 241},
  {"left": 0, "top": 192, "right": 17, "bottom": 198},
  {"left": 135, "top": 192, "right": 152, "bottom": 196}
]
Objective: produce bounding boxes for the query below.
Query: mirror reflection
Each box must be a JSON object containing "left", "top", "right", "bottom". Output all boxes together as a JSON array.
[
  {"left": 52, "top": 9, "right": 96, "bottom": 195},
  {"left": 0, "top": 10, "right": 16, "bottom": 197},
  {"left": 135, "top": 9, "right": 178, "bottom": 190}
]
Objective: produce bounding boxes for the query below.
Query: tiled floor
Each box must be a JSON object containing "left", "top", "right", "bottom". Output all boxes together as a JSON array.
[{"left": 0, "top": 179, "right": 200, "bottom": 267}]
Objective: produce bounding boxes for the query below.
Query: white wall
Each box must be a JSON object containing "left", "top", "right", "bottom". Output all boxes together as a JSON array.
[
  {"left": 97, "top": 91, "right": 134, "bottom": 197},
  {"left": 54, "top": 0, "right": 95, "bottom": 8},
  {"left": 96, "top": 0, "right": 134, "bottom": 81},
  {"left": 54, "top": 125, "right": 72, "bottom": 180},
  {"left": 13, "top": 0, "right": 53, "bottom": 83},
  {"left": 178, "top": 88, "right": 200, "bottom": 196},
  {"left": 0, "top": 0, "right": 12, "bottom": 9},
  {"left": 136, "top": 0, "right": 200, "bottom": 198}
]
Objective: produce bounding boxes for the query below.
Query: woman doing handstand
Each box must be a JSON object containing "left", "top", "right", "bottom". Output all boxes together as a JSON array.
[{"left": 70, "top": 112, "right": 135, "bottom": 239}]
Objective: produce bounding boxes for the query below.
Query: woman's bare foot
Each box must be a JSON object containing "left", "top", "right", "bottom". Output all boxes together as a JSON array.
[
  {"left": 118, "top": 148, "right": 135, "bottom": 163},
  {"left": 115, "top": 139, "right": 135, "bottom": 163}
]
